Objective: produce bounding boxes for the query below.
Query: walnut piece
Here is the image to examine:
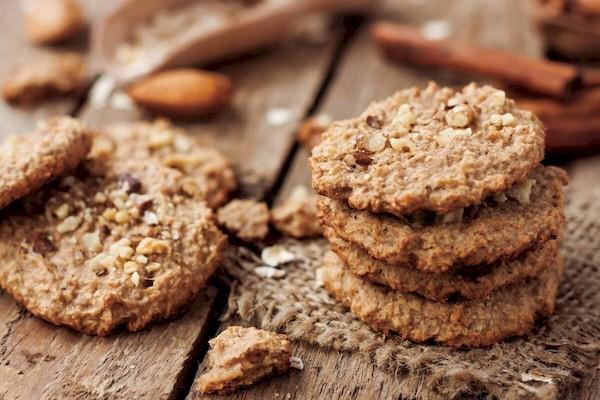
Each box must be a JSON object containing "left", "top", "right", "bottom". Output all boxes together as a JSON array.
[
  {"left": 196, "top": 326, "right": 292, "bottom": 395},
  {"left": 271, "top": 186, "right": 322, "bottom": 238},
  {"left": 217, "top": 199, "right": 269, "bottom": 242}
]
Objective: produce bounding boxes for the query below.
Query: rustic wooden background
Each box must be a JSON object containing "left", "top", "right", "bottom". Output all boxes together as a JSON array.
[{"left": 0, "top": 0, "right": 598, "bottom": 399}]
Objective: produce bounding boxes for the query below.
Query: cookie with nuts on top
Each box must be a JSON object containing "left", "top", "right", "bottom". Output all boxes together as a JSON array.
[
  {"left": 0, "top": 156, "right": 226, "bottom": 336},
  {"left": 321, "top": 251, "right": 563, "bottom": 348},
  {"left": 91, "top": 119, "right": 236, "bottom": 209},
  {"left": 0, "top": 116, "right": 90, "bottom": 210},
  {"left": 319, "top": 165, "right": 567, "bottom": 272},
  {"left": 310, "top": 82, "right": 546, "bottom": 216}
]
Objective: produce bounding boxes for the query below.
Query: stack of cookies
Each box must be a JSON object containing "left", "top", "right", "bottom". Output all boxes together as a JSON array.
[{"left": 310, "top": 82, "right": 568, "bottom": 348}]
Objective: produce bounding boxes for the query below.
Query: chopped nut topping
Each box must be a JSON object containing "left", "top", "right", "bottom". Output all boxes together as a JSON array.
[
  {"left": 173, "top": 135, "right": 192, "bottom": 152},
  {"left": 436, "top": 127, "right": 472, "bottom": 146},
  {"left": 82, "top": 231, "right": 102, "bottom": 253},
  {"left": 343, "top": 154, "right": 357, "bottom": 167},
  {"left": 57, "top": 215, "right": 82, "bottom": 233},
  {"left": 315, "top": 267, "right": 325, "bottom": 287},
  {"left": 102, "top": 207, "right": 117, "bottom": 222},
  {"left": 363, "top": 132, "right": 387, "bottom": 153},
  {"left": 366, "top": 115, "right": 383, "bottom": 129},
  {"left": 390, "top": 137, "right": 416, "bottom": 153},
  {"left": 353, "top": 150, "right": 373, "bottom": 166},
  {"left": 488, "top": 90, "right": 506, "bottom": 107},
  {"left": 143, "top": 211, "right": 159, "bottom": 225},
  {"left": 136, "top": 237, "right": 170, "bottom": 255},
  {"left": 145, "top": 262, "right": 161, "bottom": 273},
  {"left": 490, "top": 113, "right": 516, "bottom": 127},
  {"left": 130, "top": 271, "right": 140, "bottom": 286},
  {"left": 119, "top": 173, "right": 142, "bottom": 194},
  {"left": 391, "top": 104, "right": 416, "bottom": 128},
  {"left": 148, "top": 129, "right": 174, "bottom": 148},
  {"left": 135, "top": 255, "right": 148, "bottom": 264},
  {"left": 445, "top": 104, "right": 473, "bottom": 128},
  {"left": 54, "top": 203, "right": 70, "bottom": 219},
  {"left": 29, "top": 233, "right": 57, "bottom": 256},
  {"left": 94, "top": 192, "right": 107, "bottom": 203},
  {"left": 114, "top": 210, "right": 131, "bottom": 224},
  {"left": 124, "top": 261, "right": 139, "bottom": 273}
]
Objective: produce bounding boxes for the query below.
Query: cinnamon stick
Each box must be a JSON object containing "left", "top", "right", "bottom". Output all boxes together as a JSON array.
[
  {"left": 517, "top": 87, "right": 600, "bottom": 118},
  {"left": 371, "top": 21, "right": 580, "bottom": 98},
  {"left": 544, "top": 115, "right": 600, "bottom": 154}
]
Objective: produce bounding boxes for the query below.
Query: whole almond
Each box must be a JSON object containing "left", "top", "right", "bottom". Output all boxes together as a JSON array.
[
  {"left": 127, "top": 69, "right": 232, "bottom": 119},
  {"left": 23, "top": 0, "right": 85, "bottom": 45}
]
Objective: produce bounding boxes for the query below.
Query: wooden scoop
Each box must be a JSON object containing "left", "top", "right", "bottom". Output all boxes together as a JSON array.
[{"left": 92, "top": 0, "right": 379, "bottom": 84}]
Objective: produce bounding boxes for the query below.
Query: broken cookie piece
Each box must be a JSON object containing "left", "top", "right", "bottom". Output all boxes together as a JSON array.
[
  {"left": 217, "top": 199, "right": 269, "bottom": 242},
  {"left": 2, "top": 53, "right": 87, "bottom": 106},
  {"left": 271, "top": 185, "right": 322, "bottom": 238},
  {"left": 197, "top": 326, "right": 292, "bottom": 394}
]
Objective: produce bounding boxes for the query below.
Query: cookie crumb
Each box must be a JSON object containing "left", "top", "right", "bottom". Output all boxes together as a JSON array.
[
  {"left": 217, "top": 199, "right": 269, "bottom": 242},
  {"left": 266, "top": 107, "right": 294, "bottom": 126},
  {"left": 271, "top": 186, "right": 322, "bottom": 238},
  {"left": 196, "top": 326, "right": 291, "bottom": 394},
  {"left": 297, "top": 114, "right": 332, "bottom": 149},
  {"left": 289, "top": 356, "right": 304, "bottom": 371}
]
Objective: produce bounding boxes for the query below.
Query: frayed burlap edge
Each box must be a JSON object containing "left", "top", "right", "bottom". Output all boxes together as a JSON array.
[{"left": 219, "top": 190, "right": 600, "bottom": 400}]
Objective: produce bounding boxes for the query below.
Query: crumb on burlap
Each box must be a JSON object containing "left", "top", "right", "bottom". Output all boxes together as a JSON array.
[
  {"left": 196, "top": 326, "right": 292, "bottom": 394},
  {"left": 217, "top": 199, "right": 269, "bottom": 242},
  {"left": 271, "top": 186, "right": 322, "bottom": 238},
  {"left": 2, "top": 53, "right": 87, "bottom": 106}
]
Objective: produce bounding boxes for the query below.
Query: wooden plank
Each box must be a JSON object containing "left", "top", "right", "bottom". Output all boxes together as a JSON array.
[
  {"left": 0, "top": 287, "right": 218, "bottom": 400},
  {"left": 188, "top": 1, "right": 600, "bottom": 400}
]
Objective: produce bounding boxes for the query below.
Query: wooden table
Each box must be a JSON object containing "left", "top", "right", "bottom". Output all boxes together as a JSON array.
[{"left": 0, "top": 1, "right": 598, "bottom": 399}]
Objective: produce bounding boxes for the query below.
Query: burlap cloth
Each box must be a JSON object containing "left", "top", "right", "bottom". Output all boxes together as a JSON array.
[{"left": 219, "top": 189, "right": 600, "bottom": 400}]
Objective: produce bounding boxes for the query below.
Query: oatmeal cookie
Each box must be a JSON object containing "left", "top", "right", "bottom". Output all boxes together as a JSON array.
[
  {"left": 0, "top": 158, "right": 226, "bottom": 335},
  {"left": 310, "top": 82, "right": 545, "bottom": 215},
  {"left": 326, "top": 227, "right": 558, "bottom": 301},
  {"left": 197, "top": 326, "right": 291, "bottom": 394},
  {"left": 319, "top": 165, "right": 567, "bottom": 272},
  {"left": 321, "top": 252, "right": 563, "bottom": 348},
  {"left": 217, "top": 199, "right": 269, "bottom": 242},
  {"left": 0, "top": 116, "right": 90, "bottom": 210},
  {"left": 92, "top": 119, "right": 236, "bottom": 208}
]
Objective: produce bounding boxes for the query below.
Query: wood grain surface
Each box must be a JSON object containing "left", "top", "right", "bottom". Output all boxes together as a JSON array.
[{"left": 0, "top": 0, "right": 598, "bottom": 399}]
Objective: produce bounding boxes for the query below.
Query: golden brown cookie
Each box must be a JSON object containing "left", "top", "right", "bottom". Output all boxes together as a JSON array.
[
  {"left": 0, "top": 116, "right": 90, "bottom": 210},
  {"left": 0, "top": 157, "right": 226, "bottom": 335},
  {"left": 92, "top": 119, "right": 236, "bottom": 208},
  {"left": 321, "top": 252, "right": 563, "bottom": 348},
  {"left": 310, "top": 82, "right": 545, "bottom": 215},
  {"left": 197, "top": 326, "right": 291, "bottom": 394},
  {"left": 326, "top": 227, "right": 558, "bottom": 301},
  {"left": 319, "top": 165, "right": 567, "bottom": 272}
]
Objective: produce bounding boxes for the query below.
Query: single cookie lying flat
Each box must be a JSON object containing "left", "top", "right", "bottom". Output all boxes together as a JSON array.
[
  {"left": 0, "top": 157, "right": 226, "bottom": 335},
  {"left": 326, "top": 227, "right": 557, "bottom": 301},
  {"left": 93, "top": 119, "right": 236, "bottom": 208},
  {"left": 321, "top": 252, "right": 563, "bottom": 348},
  {"left": 0, "top": 116, "right": 90, "bottom": 210},
  {"left": 319, "top": 165, "right": 567, "bottom": 272},
  {"left": 197, "top": 326, "right": 291, "bottom": 394},
  {"left": 311, "top": 82, "right": 545, "bottom": 215}
]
